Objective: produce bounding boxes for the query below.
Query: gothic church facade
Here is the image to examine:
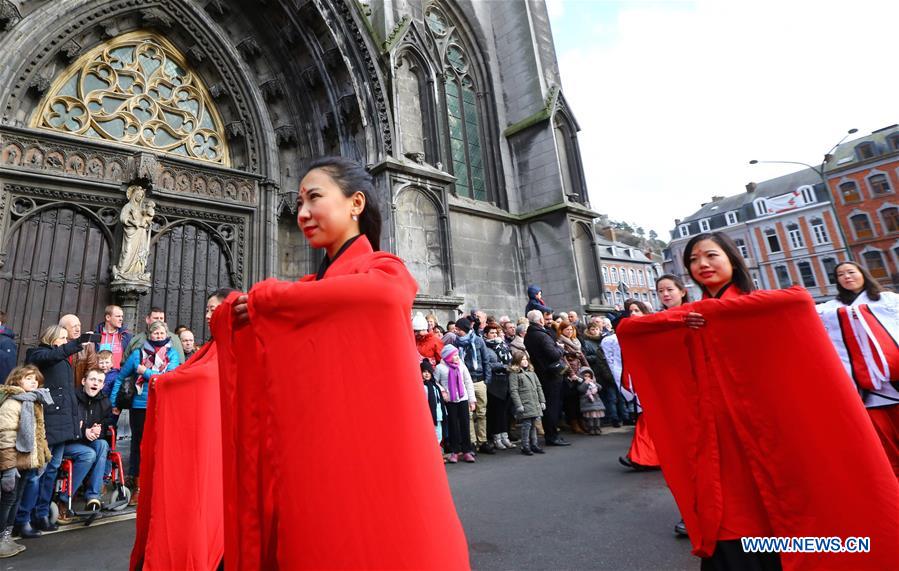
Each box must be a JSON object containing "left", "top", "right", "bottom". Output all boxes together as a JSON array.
[{"left": 0, "top": 0, "right": 603, "bottom": 354}]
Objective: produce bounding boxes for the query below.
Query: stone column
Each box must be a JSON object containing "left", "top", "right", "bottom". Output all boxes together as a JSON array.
[{"left": 111, "top": 280, "right": 150, "bottom": 334}]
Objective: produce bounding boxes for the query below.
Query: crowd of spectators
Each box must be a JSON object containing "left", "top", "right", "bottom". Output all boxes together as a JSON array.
[
  {"left": 0, "top": 284, "right": 637, "bottom": 557},
  {"left": 417, "top": 284, "right": 636, "bottom": 464},
  {"left": 0, "top": 305, "right": 187, "bottom": 558}
]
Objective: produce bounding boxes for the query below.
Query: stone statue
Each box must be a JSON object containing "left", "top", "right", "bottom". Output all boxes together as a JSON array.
[{"left": 112, "top": 185, "right": 154, "bottom": 283}]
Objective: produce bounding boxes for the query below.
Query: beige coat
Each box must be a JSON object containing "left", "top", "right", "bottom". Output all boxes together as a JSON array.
[{"left": 0, "top": 386, "right": 52, "bottom": 471}]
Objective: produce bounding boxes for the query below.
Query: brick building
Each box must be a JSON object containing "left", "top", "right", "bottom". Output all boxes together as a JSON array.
[
  {"left": 665, "top": 170, "right": 849, "bottom": 301},
  {"left": 597, "top": 237, "right": 662, "bottom": 308},
  {"left": 826, "top": 124, "right": 899, "bottom": 287}
]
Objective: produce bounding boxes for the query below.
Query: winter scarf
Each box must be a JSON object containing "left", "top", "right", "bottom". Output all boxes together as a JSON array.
[
  {"left": 142, "top": 338, "right": 171, "bottom": 371},
  {"left": 454, "top": 332, "right": 481, "bottom": 373},
  {"left": 485, "top": 338, "right": 512, "bottom": 365},
  {"left": 11, "top": 388, "right": 53, "bottom": 453},
  {"left": 558, "top": 335, "right": 582, "bottom": 354},
  {"left": 444, "top": 355, "right": 465, "bottom": 402},
  {"left": 424, "top": 380, "right": 444, "bottom": 426}
]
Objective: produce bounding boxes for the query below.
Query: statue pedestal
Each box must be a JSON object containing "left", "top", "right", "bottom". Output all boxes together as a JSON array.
[{"left": 111, "top": 278, "right": 151, "bottom": 334}]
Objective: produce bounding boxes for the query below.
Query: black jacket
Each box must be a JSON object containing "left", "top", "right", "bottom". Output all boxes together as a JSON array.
[
  {"left": 0, "top": 326, "right": 16, "bottom": 386},
  {"left": 581, "top": 334, "right": 615, "bottom": 387},
  {"left": 75, "top": 389, "right": 114, "bottom": 442},
  {"left": 25, "top": 340, "right": 83, "bottom": 446},
  {"left": 523, "top": 324, "right": 564, "bottom": 377},
  {"left": 484, "top": 338, "right": 512, "bottom": 399}
]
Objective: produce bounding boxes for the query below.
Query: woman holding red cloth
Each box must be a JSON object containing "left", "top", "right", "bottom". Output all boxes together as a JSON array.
[
  {"left": 215, "top": 157, "right": 469, "bottom": 570},
  {"left": 816, "top": 262, "right": 899, "bottom": 478},
  {"left": 681, "top": 234, "right": 782, "bottom": 570}
]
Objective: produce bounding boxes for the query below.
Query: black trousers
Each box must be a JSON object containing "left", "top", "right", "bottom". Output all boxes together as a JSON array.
[
  {"left": 562, "top": 380, "right": 581, "bottom": 426},
  {"left": 129, "top": 408, "right": 147, "bottom": 477},
  {"left": 0, "top": 469, "right": 27, "bottom": 528},
  {"left": 701, "top": 540, "right": 782, "bottom": 571},
  {"left": 539, "top": 372, "right": 563, "bottom": 441},
  {"left": 486, "top": 392, "right": 510, "bottom": 437},
  {"left": 445, "top": 401, "right": 473, "bottom": 454}
]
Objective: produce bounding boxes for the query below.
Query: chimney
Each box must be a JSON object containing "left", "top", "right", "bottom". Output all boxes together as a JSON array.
[
  {"left": 711, "top": 195, "right": 725, "bottom": 202},
  {"left": 674, "top": 218, "right": 681, "bottom": 225},
  {"left": 745, "top": 182, "right": 757, "bottom": 193}
]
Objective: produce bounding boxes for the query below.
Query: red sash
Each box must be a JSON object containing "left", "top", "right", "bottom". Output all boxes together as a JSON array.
[{"left": 837, "top": 304, "right": 899, "bottom": 390}]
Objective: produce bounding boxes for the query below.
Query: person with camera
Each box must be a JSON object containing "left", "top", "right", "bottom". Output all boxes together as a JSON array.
[{"left": 19, "top": 323, "right": 97, "bottom": 533}]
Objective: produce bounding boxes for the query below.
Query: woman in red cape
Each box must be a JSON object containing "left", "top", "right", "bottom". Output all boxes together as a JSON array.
[
  {"left": 602, "top": 299, "right": 660, "bottom": 470},
  {"left": 130, "top": 289, "right": 234, "bottom": 571},
  {"left": 618, "top": 232, "right": 899, "bottom": 570},
  {"left": 212, "top": 157, "right": 469, "bottom": 570}
]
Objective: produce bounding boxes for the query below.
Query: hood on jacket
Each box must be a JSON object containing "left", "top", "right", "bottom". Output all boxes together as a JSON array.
[
  {"left": 0, "top": 325, "right": 14, "bottom": 339},
  {"left": 527, "top": 285, "right": 542, "bottom": 300},
  {"left": 577, "top": 366, "right": 595, "bottom": 379},
  {"left": 0, "top": 384, "right": 24, "bottom": 397}
]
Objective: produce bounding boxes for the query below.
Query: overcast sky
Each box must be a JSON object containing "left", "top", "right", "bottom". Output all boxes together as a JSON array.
[{"left": 548, "top": 0, "right": 898, "bottom": 239}]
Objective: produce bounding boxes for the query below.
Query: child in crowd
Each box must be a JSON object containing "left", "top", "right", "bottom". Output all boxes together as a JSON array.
[
  {"left": 434, "top": 345, "right": 476, "bottom": 464},
  {"left": 508, "top": 354, "right": 545, "bottom": 456},
  {"left": 421, "top": 360, "right": 448, "bottom": 452},
  {"left": 577, "top": 367, "right": 605, "bottom": 435},
  {"left": 96, "top": 350, "right": 123, "bottom": 436},
  {"left": 0, "top": 366, "right": 52, "bottom": 558},
  {"left": 73, "top": 368, "right": 114, "bottom": 511}
]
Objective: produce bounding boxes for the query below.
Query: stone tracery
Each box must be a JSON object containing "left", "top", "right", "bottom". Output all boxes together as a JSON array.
[{"left": 31, "top": 31, "right": 230, "bottom": 165}]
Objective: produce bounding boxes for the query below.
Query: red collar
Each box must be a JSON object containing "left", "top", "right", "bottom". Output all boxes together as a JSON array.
[{"left": 316, "top": 235, "right": 373, "bottom": 280}]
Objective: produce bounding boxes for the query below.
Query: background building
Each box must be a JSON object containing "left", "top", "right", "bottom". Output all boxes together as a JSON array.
[
  {"left": 597, "top": 237, "right": 661, "bottom": 308},
  {"left": 0, "top": 0, "right": 606, "bottom": 355},
  {"left": 826, "top": 124, "right": 899, "bottom": 287},
  {"left": 665, "top": 169, "right": 849, "bottom": 301}
]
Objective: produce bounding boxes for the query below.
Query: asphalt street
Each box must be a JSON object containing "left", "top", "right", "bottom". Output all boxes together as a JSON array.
[{"left": 7, "top": 429, "right": 696, "bottom": 570}]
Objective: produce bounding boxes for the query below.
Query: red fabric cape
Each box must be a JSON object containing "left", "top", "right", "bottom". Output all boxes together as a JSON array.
[
  {"left": 617, "top": 287, "right": 899, "bottom": 569},
  {"left": 211, "top": 236, "right": 469, "bottom": 570},
  {"left": 130, "top": 341, "right": 225, "bottom": 571}
]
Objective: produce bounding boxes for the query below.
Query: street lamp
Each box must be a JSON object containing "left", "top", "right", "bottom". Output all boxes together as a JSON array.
[{"left": 748, "top": 128, "right": 858, "bottom": 261}]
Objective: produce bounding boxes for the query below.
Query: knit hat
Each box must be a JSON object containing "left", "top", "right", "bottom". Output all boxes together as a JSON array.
[
  {"left": 420, "top": 359, "right": 435, "bottom": 375},
  {"left": 454, "top": 317, "right": 472, "bottom": 333},
  {"left": 441, "top": 345, "right": 459, "bottom": 360},
  {"left": 412, "top": 313, "right": 428, "bottom": 332}
]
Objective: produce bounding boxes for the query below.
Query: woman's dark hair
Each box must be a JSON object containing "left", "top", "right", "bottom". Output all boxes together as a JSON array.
[
  {"left": 302, "top": 156, "right": 382, "bottom": 250},
  {"left": 208, "top": 287, "right": 238, "bottom": 302},
  {"left": 655, "top": 273, "right": 691, "bottom": 305},
  {"left": 682, "top": 232, "right": 756, "bottom": 295},
  {"left": 834, "top": 261, "right": 884, "bottom": 304},
  {"left": 623, "top": 298, "right": 652, "bottom": 315}
]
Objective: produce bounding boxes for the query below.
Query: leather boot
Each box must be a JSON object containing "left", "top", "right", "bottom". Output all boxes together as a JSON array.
[
  {"left": 500, "top": 432, "right": 513, "bottom": 448},
  {"left": 492, "top": 435, "right": 507, "bottom": 450},
  {"left": 129, "top": 477, "right": 140, "bottom": 507}
]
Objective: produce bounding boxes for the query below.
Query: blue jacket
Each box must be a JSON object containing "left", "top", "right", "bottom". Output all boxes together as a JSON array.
[
  {"left": 525, "top": 284, "right": 552, "bottom": 315},
  {"left": 111, "top": 344, "right": 181, "bottom": 409},
  {"left": 0, "top": 325, "right": 16, "bottom": 385}
]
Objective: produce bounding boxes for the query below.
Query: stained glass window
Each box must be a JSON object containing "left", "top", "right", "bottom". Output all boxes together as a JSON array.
[
  {"left": 425, "top": 3, "right": 488, "bottom": 201},
  {"left": 32, "top": 31, "right": 229, "bottom": 165}
]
